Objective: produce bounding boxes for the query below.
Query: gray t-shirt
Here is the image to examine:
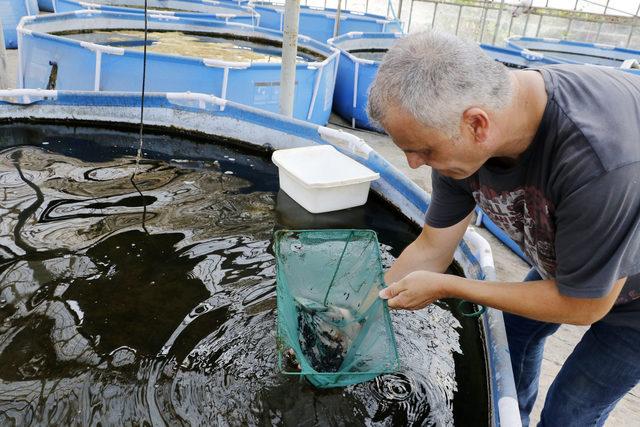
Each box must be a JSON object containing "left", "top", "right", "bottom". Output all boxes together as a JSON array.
[{"left": 425, "top": 64, "right": 640, "bottom": 324}]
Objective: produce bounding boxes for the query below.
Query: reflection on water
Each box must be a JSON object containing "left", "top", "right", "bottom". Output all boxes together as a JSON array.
[
  {"left": 61, "top": 31, "right": 321, "bottom": 63},
  {"left": 0, "top": 125, "right": 487, "bottom": 425}
]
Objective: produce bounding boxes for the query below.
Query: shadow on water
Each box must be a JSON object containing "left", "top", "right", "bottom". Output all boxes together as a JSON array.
[{"left": 0, "top": 124, "right": 487, "bottom": 426}]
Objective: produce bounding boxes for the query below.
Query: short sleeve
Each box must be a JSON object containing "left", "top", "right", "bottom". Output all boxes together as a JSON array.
[
  {"left": 554, "top": 163, "right": 640, "bottom": 298},
  {"left": 425, "top": 170, "right": 476, "bottom": 228}
]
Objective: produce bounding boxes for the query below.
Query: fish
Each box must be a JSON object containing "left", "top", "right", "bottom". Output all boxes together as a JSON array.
[{"left": 293, "top": 297, "right": 364, "bottom": 372}]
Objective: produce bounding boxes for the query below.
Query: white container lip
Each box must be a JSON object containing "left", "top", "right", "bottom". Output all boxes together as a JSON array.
[{"left": 272, "top": 145, "right": 380, "bottom": 189}]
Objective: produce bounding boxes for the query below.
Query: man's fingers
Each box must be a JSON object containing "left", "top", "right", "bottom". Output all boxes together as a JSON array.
[
  {"left": 380, "top": 285, "right": 408, "bottom": 310},
  {"left": 379, "top": 281, "right": 403, "bottom": 300},
  {"left": 387, "top": 294, "right": 404, "bottom": 309},
  {"left": 379, "top": 287, "right": 393, "bottom": 300}
]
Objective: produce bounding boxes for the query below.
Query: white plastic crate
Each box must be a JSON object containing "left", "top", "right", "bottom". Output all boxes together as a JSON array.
[{"left": 272, "top": 145, "right": 380, "bottom": 213}]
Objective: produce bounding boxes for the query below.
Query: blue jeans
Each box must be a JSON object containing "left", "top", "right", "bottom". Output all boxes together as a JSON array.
[{"left": 504, "top": 269, "right": 640, "bottom": 427}]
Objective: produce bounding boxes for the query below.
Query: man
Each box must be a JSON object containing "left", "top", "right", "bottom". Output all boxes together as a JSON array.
[{"left": 367, "top": 31, "right": 640, "bottom": 426}]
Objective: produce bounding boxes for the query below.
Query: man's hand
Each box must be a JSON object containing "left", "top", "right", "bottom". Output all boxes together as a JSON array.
[
  {"left": 380, "top": 270, "right": 627, "bottom": 325},
  {"left": 379, "top": 270, "right": 451, "bottom": 310}
]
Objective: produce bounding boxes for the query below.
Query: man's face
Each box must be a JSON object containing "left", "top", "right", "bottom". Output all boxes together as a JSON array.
[{"left": 382, "top": 107, "right": 490, "bottom": 180}]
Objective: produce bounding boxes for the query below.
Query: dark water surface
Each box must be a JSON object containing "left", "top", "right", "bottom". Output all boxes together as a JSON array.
[
  {"left": 0, "top": 124, "right": 487, "bottom": 426},
  {"left": 347, "top": 48, "right": 388, "bottom": 62},
  {"left": 520, "top": 49, "right": 624, "bottom": 67}
]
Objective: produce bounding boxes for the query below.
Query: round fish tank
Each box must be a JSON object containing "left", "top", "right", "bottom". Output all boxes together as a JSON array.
[
  {"left": 479, "top": 43, "right": 561, "bottom": 69},
  {"left": 507, "top": 36, "right": 640, "bottom": 71},
  {"left": 0, "top": 89, "right": 520, "bottom": 425},
  {"left": 54, "top": 0, "right": 260, "bottom": 26},
  {"left": 2, "top": 0, "right": 38, "bottom": 48},
  {"left": 328, "top": 32, "right": 402, "bottom": 131},
  {"left": 253, "top": 2, "right": 403, "bottom": 43},
  {"left": 16, "top": 10, "right": 339, "bottom": 125}
]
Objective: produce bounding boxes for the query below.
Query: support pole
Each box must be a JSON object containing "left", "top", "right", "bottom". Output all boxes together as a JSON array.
[
  {"left": 0, "top": 21, "right": 8, "bottom": 90},
  {"left": 565, "top": 0, "right": 579, "bottom": 39},
  {"left": 407, "top": 0, "right": 415, "bottom": 32},
  {"left": 454, "top": 4, "right": 462, "bottom": 36},
  {"left": 492, "top": 0, "right": 506, "bottom": 45},
  {"left": 333, "top": 0, "right": 342, "bottom": 38},
  {"left": 625, "top": 3, "right": 640, "bottom": 48},
  {"left": 595, "top": 0, "right": 611, "bottom": 42},
  {"left": 431, "top": 1, "right": 439, "bottom": 29},
  {"left": 279, "top": 0, "right": 301, "bottom": 118},
  {"left": 478, "top": 3, "right": 488, "bottom": 42}
]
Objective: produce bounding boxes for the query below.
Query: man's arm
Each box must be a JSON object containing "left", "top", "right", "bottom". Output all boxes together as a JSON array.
[
  {"left": 381, "top": 270, "right": 626, "bottom": 326},
  {"left": 385, "top": 212, "right": 474, "bottom": 283}
]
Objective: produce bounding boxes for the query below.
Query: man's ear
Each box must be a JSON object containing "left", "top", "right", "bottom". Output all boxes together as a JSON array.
[{"left": 462, "top": 107, "right": 490, "bottom": 144}]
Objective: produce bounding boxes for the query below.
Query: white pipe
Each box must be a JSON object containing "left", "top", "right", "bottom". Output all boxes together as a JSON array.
[
  {"left": 279, "top": 0, "right": 301, "bottom": 118},
  {"left": 79, "top": 42, "right": 125, "bottom": 92},
  {"left": 352, "top": 61, "right": 359, "bottom": 108},
  {"left": 17, "top": 29, "right": 26, "bottom": 89},
  {"left": 94, "top": 51, "right": 102, "bottom": 91},
  {"left": 463, "top": 227, "right": 495, "bottom": 279},
  {"left": 0, "top": 88, "right": 58, "bottom": 99},
  {"left": 0, "top": 20, "right": 8, "bottom": 90},
  {"left": 463, "top": 227, "right": 522, "bottom": 427},
  {"left": 220, "top": 67, "right": 230, "bottom": 111},
  {"left": 306, "top": 64, "right": 323, "bottom": 120}
]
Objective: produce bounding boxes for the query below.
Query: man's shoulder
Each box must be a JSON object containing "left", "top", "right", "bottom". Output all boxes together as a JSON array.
[{"left": 540, "top": 65, "right": 640, "bottom": 173}]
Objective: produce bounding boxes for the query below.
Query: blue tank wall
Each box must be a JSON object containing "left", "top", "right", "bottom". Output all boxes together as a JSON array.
[
  {"left": 1, "top": 0, "right": 38, "bottom": 48},
  {"left": 54, "top": 0, "right": 259, "bottom": 26},
  {"left": 18, "top": 12, "right": 339, "bottom": 125},
  {"left": 254, "top": 3, "right": 402, "bottom": 43}
]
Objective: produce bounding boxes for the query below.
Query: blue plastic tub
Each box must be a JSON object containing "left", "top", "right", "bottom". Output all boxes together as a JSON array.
[
  {"left": 54, "top": 0, "right": 259, "bottom": 26},
  {"left": 0, "top": 88, "right": 521, "bottom": 425},
  {"left": 17, "top": 11, "right": 339, "bottom": 125},
  {"left": 328, "top": 32, "right": 402, "bottom": 131},
  {"left": 253, "top": 3, "right": 402, "bottom": 43},
  {"left": 1, "top": 0, "right": 38, "bottom": 48},
  {"left": 507, "top": 36, "right": 640, "bottom": 74}
]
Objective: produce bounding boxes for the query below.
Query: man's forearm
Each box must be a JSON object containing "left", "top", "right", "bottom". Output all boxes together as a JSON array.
[
  {"left": 385, "top": 239, "right": 452, "bottom": 283},
  {"left": 443, "top": 275, "right": 625, "bottom": 325},
  {"left": 385, "top": 213, "right": 474, "bottom": 284}
]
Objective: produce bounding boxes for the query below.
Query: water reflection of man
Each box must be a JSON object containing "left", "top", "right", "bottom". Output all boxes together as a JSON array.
[{"left": 368, "top": 32, "right": 640, "bottom": 426}]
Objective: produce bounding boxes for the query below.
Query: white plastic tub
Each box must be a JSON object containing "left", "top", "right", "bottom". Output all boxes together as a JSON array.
[{"left": 272, "top": 145, "right": 379, "bottom": 213}]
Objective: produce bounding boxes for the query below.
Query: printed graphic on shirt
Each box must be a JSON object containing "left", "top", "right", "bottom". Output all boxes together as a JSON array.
[{"left": 470, "top": 183, "right": 557, "bottom": 280}]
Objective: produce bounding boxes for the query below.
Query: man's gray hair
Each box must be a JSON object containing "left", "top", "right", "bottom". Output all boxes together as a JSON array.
[{"left": 367, "top": 31, "right": 513, "bottom": 137}]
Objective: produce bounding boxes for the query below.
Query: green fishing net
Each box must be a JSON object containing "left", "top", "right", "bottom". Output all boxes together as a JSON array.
[{"left": 275, "top": 229, "right": 400, "bottom": 388}]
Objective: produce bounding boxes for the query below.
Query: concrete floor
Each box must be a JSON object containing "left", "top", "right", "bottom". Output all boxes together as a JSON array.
[{"left": 2, "top": 48, "right": 639, "bottom": 425}]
